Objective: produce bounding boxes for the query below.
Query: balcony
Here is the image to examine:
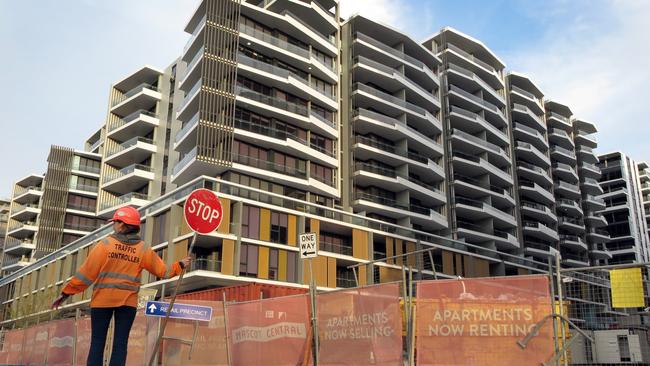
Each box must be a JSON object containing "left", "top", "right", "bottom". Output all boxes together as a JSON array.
[
  {"left": 98, "top": 192, "right": 150, "bottom": 217},
  {"left": 177, "top": 78, "right": 202, "bottom": 120},
  {"left": 518, "top": 180, "right": 554, "bottom": 205},
  {"left": 69, "top": 183, "right": 99, "bottom": 195},
  {"left": 520, "top": 201, "right": 557, "bottom": 224},
  {"left": 576, "top": 146, "right": 598, "bottom": 164},
  {"left": 454, "top": 196, "right": 517, "bottom": 227},
  {"left": 442, "top": 43, "right": 503, "bottom": 89},
  {"left": 1, "top": 255, "right": 32, "bottom": 271},
  {"left": 549, "top": 128, "right": 574, "bottom": 150},
  {"left": 451, "top": 152, "right": 513, "bottom": 187},
  {"left": 449, "top": 106, "right": 507, "bottom": 145},
  {"left": 515, "top": 141, "right": 550, "bottom": 168},
  {"left": 102, "top": 164, "right": 155, "bottom": 195},
  {"left": 558, "top": 217, "right": 585, "bottom": 235},
  {"left": 523, "top": 221, "right": 559, "bottom": 242},
  {"left": 561, "top": 258, "right": 590, "bottom": 268},
  {"left": 455, "top": 220, "right": 519, "bottom": 250},
  {"left": 63, "top": 222, "right": 100, "bottom": 234},
  {"left": 513, "top": 122, "right": 547, "bottom": 150},
  {"left": 174, "top": 112, "right": 199, "bottom": 151},
  {"left": 517, "top": 161, "right": 552, "bottom": 187},
  {"left": 552, "top": 163, "right": 579, "bottom": 183},
  {"left": 524, "top": 242, "right": 554, "bottom": 259},
  {"left": 589, "top": 245, "right": 612, "bottom": 260},
  {"left": 450, "top": 128, "right": 510, "bottom": 166},
  {"left": 104, "top": 136, "right": 157, "bottom": 167},
  {"left": 448, "top": 85, "right": 507, "bottom": 128},
  {"left": 511, "top": 103, "right": 545, "bottom": 131},
  {"left": 509, "top": 85, "right": 543, "bottom": 115},
  {"left": 354, "top": 108, "right": 443, "bottom": 155},
  {"left": 354, "top": 32, "right": 438, "bottom": 85},
  {"left": 353, "top": 192, "right": 447, "bottom": 229},
  {"left": 452, "top": 174, "right": 515, "bottom": 208},
  {"left": 550, "top": 145, "right": 577, "bottom": 164},
  {"left": 583, "top": 195, "right": 606, "bottom": 210},
  {"left": 446, "top": 62, "right": 504, "bottom": 108},
  {"left": 183, "top": 14, "right": 206, "bottom": 59},
  {"left": 584, "top": 214, "right": 607, "bottom": 228},
  {"left": 10, "top": 203, "right": 40, "bottom": 221},
  {"left": 559, "top": 234, "right": 588, "bottom": 252},
  {"left": 7, "top": 220, "right": 38, "bottom": 238},
  {"left": 179, "top": 46, "right": 204, "bottom": 91},
  {"left": 586, "top": 229, "right": 610, "bottom": 243},
  {"left": 319, "top": 241, "right": 353, "bottom": 256},
  {"left": 110, "top": 83, "right": 161, "bottom": 117},
  {"left": 355, "top": 55, "right": 440, "bottom": 110},
  {"left": 12, "top": 185, "right": 42, "bottom": 204},
  {"left": 641, "top": 182, "right": 650, "bottom": 194},
  {"left": 578, "top": 162, "right": 601, "bottom": 179},
  {"left": 574, "top": 130, "right": 597, "bottom": 148},
  {"left": 106, "top": 110, "right": 159, "bottom": 142},
  {"left": 547, "top": 112, "right": 571, "bottom": 129},
  {"left": 580, "top": 177, "right": 603, "bottom": 196},
  {"left": 188, "top": 258, "right": 222, "bottom": 273},
  {"left": 557, "top": 199, "right": 583, "bottom": 217},
  {"left": 3, "top": 237, "right": 36, "bottom": 255},
  {"left": 353, "top": 83, "right": 437, "bottom": 128},
  {"left": 554, "top": 180, "right": 581, "bottom": 200}
]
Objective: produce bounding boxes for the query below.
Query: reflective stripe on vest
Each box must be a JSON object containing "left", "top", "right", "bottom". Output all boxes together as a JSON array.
[
  {"left": 97, "top": 271, "right": 141, "bottom": 283},
  {"left": 94, "top": 283, "right": 141, "bottom": 292},
  {"left": 75, "top": 271, "right": 93, "bottom": 286}
]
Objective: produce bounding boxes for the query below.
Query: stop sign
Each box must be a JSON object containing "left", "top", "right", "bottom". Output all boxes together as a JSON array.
[{"left": 183, "top": 189, "right": 224, "bottom": 234}]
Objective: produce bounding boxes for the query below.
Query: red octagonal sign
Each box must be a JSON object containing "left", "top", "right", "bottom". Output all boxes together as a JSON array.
[{"left": 184, "top": 189, "right": 223, "bottom": 234}]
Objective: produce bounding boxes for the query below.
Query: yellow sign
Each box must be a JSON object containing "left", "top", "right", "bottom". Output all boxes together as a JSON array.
[{"left": 610, "top": 268, "right": 645, "bottom": 308}]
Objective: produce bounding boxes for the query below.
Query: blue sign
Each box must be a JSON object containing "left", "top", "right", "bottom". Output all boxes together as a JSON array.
[{"left": 145, "top": 300, "right": 212, "bottom": 322}]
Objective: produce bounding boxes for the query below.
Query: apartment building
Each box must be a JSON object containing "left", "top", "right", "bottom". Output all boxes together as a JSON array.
[
  {"left": 598, "top": 152, "right": 650, "bottom": 264},
  {"left": 638, "top": 161, "right": 650, "bottom": 244},
  {"left": 573, "top": 120, "right": 610, "bottom": 265},
  {"left": 505, "top": 73, "right": 556, "bottom": 260},
  {"left": 0, "top": 199, "right": 10, "bottom": 266},
  {"left": 341, "top": 15, "right": 447, "bottom": 237},
  {"left": 422, "top": 28, "right": 520, "bottom": 268},
  {"left": 1, "top": 147, "right": 103, "bottom": 274},
  {"left": 0, "top": 0, "right": 621, "bottom": 325}
]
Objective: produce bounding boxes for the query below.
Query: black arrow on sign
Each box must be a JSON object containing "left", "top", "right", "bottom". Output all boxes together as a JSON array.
[{"left": 303, "top": 251, "right": 316, "bottom": 256}]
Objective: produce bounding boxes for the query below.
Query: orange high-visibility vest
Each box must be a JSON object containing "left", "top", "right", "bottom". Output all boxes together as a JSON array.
[{"left": 62, "top": 235, "right": 183, "bottom": 308}]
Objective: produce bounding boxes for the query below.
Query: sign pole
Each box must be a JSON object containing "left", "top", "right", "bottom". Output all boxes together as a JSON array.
[
  {"left": 148, "top": 232, "right": 197, "bottom": 366},
  {"left": 309, "top": 257, "right": 319, "bottom": 366}
]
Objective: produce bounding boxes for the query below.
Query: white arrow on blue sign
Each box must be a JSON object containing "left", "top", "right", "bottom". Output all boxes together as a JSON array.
[{"left": 145, "top": 300, "right": 213, "bottom": 322}]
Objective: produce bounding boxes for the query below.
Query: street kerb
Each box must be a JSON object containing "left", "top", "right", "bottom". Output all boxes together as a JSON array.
[
  {"left": 226, "top": 293, "right": 311, "bottom": 365},
  {"left": 317, "top": 282, "right": 403, "bottom": 365},
  {"left": 160, "top": 300, "right": 228, "bottom": 366},
  {"left": 47, "top": 318, "right": 76, "bottom": 366},
  {"left": 416, "top": 275, "right": 555, "bottom": 366}
]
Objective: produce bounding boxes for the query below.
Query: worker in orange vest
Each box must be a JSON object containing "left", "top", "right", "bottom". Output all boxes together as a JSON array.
[{"left": 52, "top": 206, "right": 191, "bottom": 366}]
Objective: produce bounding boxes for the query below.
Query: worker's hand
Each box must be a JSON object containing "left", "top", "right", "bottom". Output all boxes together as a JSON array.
[
  {"left": 179, "top": 256, "right": 192, "bottom": 270},
  {"left": 51, "top": 294, "right": 70, "bottom": 309}
]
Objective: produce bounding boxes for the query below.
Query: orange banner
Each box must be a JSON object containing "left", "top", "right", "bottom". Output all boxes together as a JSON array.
[
  {"left": 317, "top": 283, "right": 403, "bottom": 365},
  {"left": 3, "top": 328, "right": 24, "bottom": 365},
  {"left": 76, "top": 316, "right": 92, "bottom": 365},
  {"left": 227, "top": 294, "right": 311, "bottom": 365},
  {"left": 23, "top": 324, "right": 50, "bottom": 365},
  {"left": 126, "top": 313, "right": 152, "bottom": 366},
  {"left": 416, "top": 276, "right": 554, "bottom": 366},
  {"left": 161, "top": 300, "right": 228, "bottom": 366},
  {"left": 47, "top": 319, "right": 76, "bottom": 366}
]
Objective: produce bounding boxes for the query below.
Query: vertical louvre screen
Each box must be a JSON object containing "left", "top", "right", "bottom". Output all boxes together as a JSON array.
[
  {"left": 197, "top": 0, "right": 241, "bottom": 166},
  {"left": 36, "top": 146, "right": 74, "bottom": 257}
]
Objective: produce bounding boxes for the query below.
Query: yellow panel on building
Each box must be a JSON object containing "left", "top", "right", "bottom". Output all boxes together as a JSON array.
[
  {"left": 172, "top": 239, "right": 189, "bottom": 262},
  {"left": 353, "top": 229, "right": 369, "bottom": 286},
  {"left": 222, "top": 239, "right": 235, "bottom": 275},
  {"left": 278, "top": 250, "right": 288, "bottom": 281},
  {"left": 258, "top": 246, "right": 270, "bottom": 279},
  {"left": 288, "top": 215, "right": 297, "bottom": 246},
  {"left": 406, "top": 242, "right": 416, "bottom": 267},
  {"left": 379, "top": 266, "right": 402, "bottom": 283},
  {"left": 386, "top": 237, "right": 394, "bottom": 265},
  {"left": 327, "top": 257, "right": 337, "bottom": 288},
  {"left": 260, "top": 209, "right": 271, "bottom": 241},
  {"left": 217, "top": 197, "right": 231, "bottom": 234},
  {"left": 395, "top": 239, "right": 404, "bottom": 266}
]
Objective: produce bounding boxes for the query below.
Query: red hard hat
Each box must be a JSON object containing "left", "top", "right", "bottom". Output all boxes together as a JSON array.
[{"left": 109, "top": 206, "right": 141, "bottom": 226}]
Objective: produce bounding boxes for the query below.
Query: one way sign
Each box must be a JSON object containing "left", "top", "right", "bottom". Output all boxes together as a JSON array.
[{"left": 299, "top": 232, "right": 318, "bottom": 259}]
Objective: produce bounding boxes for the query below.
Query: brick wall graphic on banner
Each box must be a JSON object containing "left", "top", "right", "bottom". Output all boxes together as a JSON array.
[
  {"left": 318, "top": 283, "right": 402, "bottom": 365},
  {"left": 227, "top": 294, "right": 311, "bottom": 365},
  {"left": 47, "top": 319, "right": 76, "bottom": 366},
  {"left": 416, "top": 275, "right": 555, "bottom": 366}
]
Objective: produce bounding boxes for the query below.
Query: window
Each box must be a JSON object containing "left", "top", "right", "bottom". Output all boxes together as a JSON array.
[
  {"left": 270, "top": 212, "right": 288, "bottom": 243},
  {"left": 67, "top": 194, "right": 96, "bottom": 212},
  {"left": 152, "top": 211, "right": 169, "bottom": 245},
  {"left": 286, "top": 251, "right": 297, "bottom": 283},
  {"left": 241, "top": 205, "right": 260, "bottom": 239},
  {"left": 310, "top": 133, "right": 334, "bottom": 156},
  {"left": 62, "top": 234, "right": 82, "bottom": 245},
  {"left": 239, "top": 243, "right": 259, "bottom": 277},
  {"left": 310, "top": 163, "right": 334, "bottom": 186},
  {"left": 69, "top": 176, "right": 99, "bottom": 192},
  {"left": 269, "top": 248, "right": 279, "bottom": 280},
  {"left": 73, "top": 156, "right": 101, "bottom": 174},
  {"left": 64, "top": 214, "right": 101, "bottom": 232}
]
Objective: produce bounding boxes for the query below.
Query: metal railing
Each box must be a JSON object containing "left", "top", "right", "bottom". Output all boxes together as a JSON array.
[
  {"left": 107, "top": 109, "right": 157, "bottom": 133},
  {"left": 4, "top": 237, "right": 35, "bottom": 250},
  {"left": 355, "top": 32, "right": 425, "bottom": 69},
  {"left": 510, "top": 84, "right": 537, "bottom": 100},
  {"left": 444, "top": 43, "right": 496, "bottom": 73},
  {"left": 70, "top": 183, "right": 99, "bottom": 193},
  {"left": 173, "top": 147, "right": 198, "bottom": 176},
  {"left": 239, "top": 23, "right": 310, "bottom": 58},
  {"left": 354, "top": 83, "right": 427, "bottom": 117},
  {"left": 183, "top": 46, "right": 205, "bottom": 77},
  {"left": 10, "top": 203, "right": 39, "bottom": 214},
  {"left": 452, "top": 128, "right": 505, "bottom": 155},
  {"left": 66, "top": 203, "right": 96, "bottom": 212},
  {"left": 189, "top": 258, "right": 222, "bottom": 272},
  {"left": 514, "top": 122, "right": 545, "bottom": 141},
  {"left": 319, "top": 241, "right": 353, "bottom": 256},
  {"left": 183, "top": 15, "right": 207, "bottom": 53},
  {"left": 105, "top": 136, "right": 155, "bottom": 157},
  {"left": 550, "top": 146, "right": 576, "bottom": 159},
  {"left": 354, "top": 162, "right": 396, "bottom": 178},
  {"left": 98, "top": 192, "right": 150, "bottom": 212},
  {"left": 102, "top": 164, "right": 152, "bottom": 184},
  {"left": 355, "top": 135, "right": 396, "bottom": 153},
  {"left": 112, "top": 83, "right": 158, "bottom": 107},
  {"left": 517, "top": 161, "right": 548, "bottom": 175},
  {"left": 236, "top": 86, "right": 309, "bottom": 116},
  {"left": 233, "top": 153, "right": 307, "bottom": 178},
  {"left": 175, "top": 112, "right": 200, "bottom": 142},
  {"left": 179, "top": 78, "right": 202, "bottom": 112},
  {"left": 511, "top": 103, "right": 544, "bottom": 126},
  {"left": 548, "top": 111, "right": 570, "bottom": 124},
  {"left": 447, "top": 63, "right": 504, "bottom": 103},
  {"left": 310, "top": 110, "right": 336, "bottom": 128},
  {"left": 14, "top": 185, "right": 41, "bottom": 197}
]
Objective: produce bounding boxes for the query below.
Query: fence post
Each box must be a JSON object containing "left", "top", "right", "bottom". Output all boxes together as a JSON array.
[
  {"left": 555, "top": 254, "right": 568, "bottom": 366},
  {"left": 547, "top": 256, "right": 560, "bottom": 366},
  {"left": 222, "top": 292, "right": 232, "bottom": 366}
]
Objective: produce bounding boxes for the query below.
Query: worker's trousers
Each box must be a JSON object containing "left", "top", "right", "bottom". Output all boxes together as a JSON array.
[{"left": 88, "top": 305, "right": 137, "bottom": 366}]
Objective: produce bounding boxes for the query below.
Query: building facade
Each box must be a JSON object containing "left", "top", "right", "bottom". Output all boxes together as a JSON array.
[{"left": 0, "top": 0, "right": 623, "bottom": 327}]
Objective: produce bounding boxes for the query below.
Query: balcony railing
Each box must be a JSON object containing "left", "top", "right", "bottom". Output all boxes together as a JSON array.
[
  {"left": 514, "top": 122, "right": 545, "bottom": 141},
  {"left": 88, "top": 139, "right": 103, "bottom": 152},
  {"left": 453, "top": 173, "right": 511, "bottom": 196},
  {"left": 173, "top": 147, "right": 198, "bottom": 176},
  {"left": 63, "top": 222, "right": 100, "bottom": 232},
  {"left": 183, "top": 15, "right": 207, "bottom": 54},
  {"left": 112, "top": 83, "right": 158, "bottom": 107},
  {"left": 452, "top": 128, "right": 506, "bottom": 156},
  {"left": 70, "top": 183, "right": 99, "bottom": 193},
  {"left": 175, "top": 112, "right": 200, "bottom": 142},
  {"left": 510, "top": 85, "right": 537, "bottom": 100},
  {"left": 512, "top": 103, "right": 544, "bottom": 126},
  {"left": 356, "top": 56, "right": 435, "bottom": 99},
  {"left": 355, "top": 135, "right": 396, "bottom": 153},
  {"left": 105, "top": 136, "right": 155, "bottom": 157},
  {"left": 448, "top": 85, "right": 504, "bottom": 119},
  {"left": 179, "top": 78, "right": 203, "bottom": 111},
  {"left": 310, "top": 110, "right": 336, "bottom": 128},
  {"left": 581, "top": 177, "right": 600, "bottom": 186},
  {"left": 184, "top": 46, "right": 205, "bottom": 76},
  {"left": 554, "top": 180, "right": 580, "bottom": 192},
  {"left": 517, "top": 161, "right": 547, "bottom": 175},
  {"left": 355, "top": 32, "right": 425, "bottom": 70},
  {"left": 14, "top": 185, "right": 41, "bottom": 197},
  {"left": 447, "top": 63, "right": 503, "bottom": 103},
  {"left": 444, "top": 43, "right": 496, "bottom": 73},
  {"left": 236, "top": 86, "right": 309, "bottom": 116},
  {"left": 2, "top": 255, "right": 31, "bottom": 267},
  {"left": 4, "top": 237, "right": 35, "bottom": 250},
  {"left": 99, "top": 192, "right": 150, "bottom": 211},
  {"left": 354, "top": 162, "right": 396, "bottom": 178},
  {"left": 451, "top": 106, "right": 508, "bottom": 140},
  {"left": 521, "top": 200, "right": 551, "bottom": 213},
  {"left": 11, "top": 203, "right": 39, "bottom": 214},
  {"left": 320, "top": 241, "right": 353, "bottom": 256},
  {"left": 189, "top": 258, "right": 222, "bottom": 272},
  {"left": 233, "top": 153, "right": 307, "bottom": 178},
  {"left": 107, "top": 109, "right": 157, "bottom": 133},
  {"left": 103, "top": 164, "right": 153, "bottom": 184},
  {"left": 550, "top": 146, "right": 576, "bottom": 159},
  {"left": 239, "top": 23, "right": 310, "bottom": 58},
  {"left": 66, "top": 202, "right": 96, "bottom": 212},
  {"left": 548, "top": 112, "right": 570, "bottom": 124},
  {"left": 72, "top": 163, "right": 101, "bottom": 175},
  {"left": 354, "top": 83, "right": 427, "bottom": 117}
]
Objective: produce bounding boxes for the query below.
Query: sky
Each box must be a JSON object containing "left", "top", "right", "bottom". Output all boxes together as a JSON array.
[{"left": 0, "top": 0, "right": 648, "bottom": 198}]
